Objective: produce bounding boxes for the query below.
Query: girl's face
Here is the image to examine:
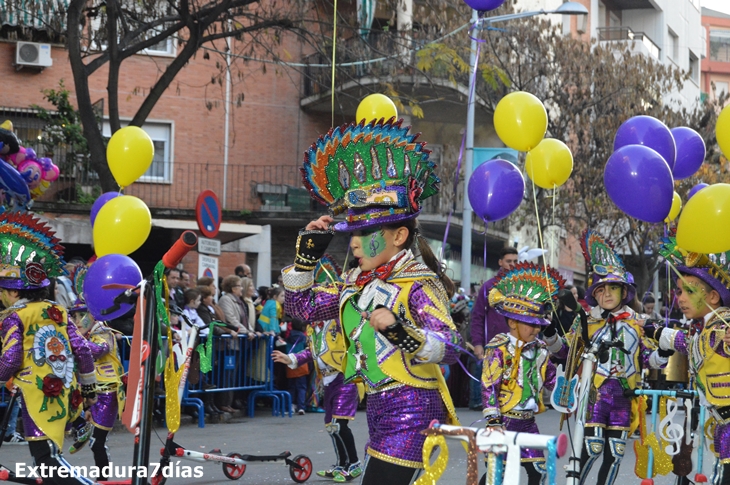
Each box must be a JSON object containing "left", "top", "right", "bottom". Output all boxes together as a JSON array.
[
  {"left": 593, "top": 283, "right": 625, "bottom": 311},
  {"left": 676, "top": 275, "right": 714, "bottom": 320},
  {"left": 203, "top": 295, "right": 214, "bottom": 306},
  {"left": 246, "top": 284, "right": 256, "bottom": 298},
  {"left": 187, "top": 295, "right": 201, "bottom": 310},
  {"left": 276, "top": 292, "right": 285, "bottom": 304},
  {"left": 508, "top": 319, "right": 542, "bottom": 343},
  {"left": 349, "top": 226, "right": 406, "bottom": 271}
]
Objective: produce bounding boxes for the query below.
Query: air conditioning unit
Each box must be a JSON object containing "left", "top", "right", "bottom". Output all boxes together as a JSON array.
[{"left": 15, "top": 42, "right": 52, "bottom": 68}]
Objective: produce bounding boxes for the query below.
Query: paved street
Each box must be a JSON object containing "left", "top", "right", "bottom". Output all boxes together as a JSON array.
[{"left": 1, "top": 407, "right": 714, "bottom": 484}]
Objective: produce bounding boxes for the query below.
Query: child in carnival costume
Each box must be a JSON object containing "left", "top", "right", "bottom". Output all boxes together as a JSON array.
[
  {"left": 0, "top": 211, "right": 97, "bottom": 485},
  {"left": 65, "top": 263, "right": 125, "bottom": 476},
  {"left": 646, "top": 238, "right": 730, "bottom": 485},
  {"left": 480, "top": 262, "right": 565, "bottom": 485},
  {"left": 274, "top": 255, "right": 363, "bottom": 482},
  {"left": 543, "top": 229, "right": 670, "bottom": 485},
  {"left": 282, "top": 119, "right": 461, "bottom": 485}
]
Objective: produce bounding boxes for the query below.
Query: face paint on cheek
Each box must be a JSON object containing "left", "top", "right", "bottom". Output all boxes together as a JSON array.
[
  {"left": 683, "top": 283, "right": 707, "bottom": 311},
  {"left": 368, "top": 230, "right": 386, "bottom": 258}
]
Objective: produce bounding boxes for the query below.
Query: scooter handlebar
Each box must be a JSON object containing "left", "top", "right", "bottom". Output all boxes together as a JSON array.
[{"left": 162, "top": 231, "right": 198, "bottom": 269}]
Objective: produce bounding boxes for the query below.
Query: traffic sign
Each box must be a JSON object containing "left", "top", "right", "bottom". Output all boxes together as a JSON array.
[
  {"left": 198, "top": 237, "right": 221, "bottom": 256},
  {"left": 198, "top": 255, "right": 219, "bottom": 298},
  {"left": 195, "top": 190, "right": 222, "bottom": 238}
]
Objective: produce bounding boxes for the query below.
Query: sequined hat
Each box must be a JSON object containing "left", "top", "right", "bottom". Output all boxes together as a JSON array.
[
  {"left": 658, "top": 237, "right": 730, "bottom": 306},
  {"left": 0, "top": 211, "right": 66, "bottom": 289},
  {"left": 302, "top": 118, "right": 440, "bottom": 232},
  {"left": 582, "top": 229, "right": 635, "bottom": 306},
  {"left": 488, "top": 262, "right": 565, "bottom": 326}
]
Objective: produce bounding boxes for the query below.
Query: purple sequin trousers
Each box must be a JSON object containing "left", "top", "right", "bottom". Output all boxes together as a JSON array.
[
  {"left": 366, "top": 386, "right": 445, "bottom": 467},
  {"left": 503, "top": 416, "right": 544, "bottom": 460},
  {"left": 90, "top": 392, "right": 118, "bottom": 430},
  {"left": 716, "top": 421, "right": 730, "bottom": 461},
  {"left": 325, "top": 373, "right": 358, "bottom": 423},
  {"left": 585, "top": 378, "right": 631, "bottom": 429}
]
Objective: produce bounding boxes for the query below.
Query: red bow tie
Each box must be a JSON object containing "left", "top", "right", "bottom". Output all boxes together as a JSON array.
[{"left": 355, "top": 255, "right": 404, "bottom": 288}]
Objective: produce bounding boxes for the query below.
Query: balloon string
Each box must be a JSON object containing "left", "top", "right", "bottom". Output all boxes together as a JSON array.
[
  {"left": 551, "top": 184, "right": 557, "bottom": 267},
  {"left": 331, "top": 0, "right": 338, "bottom": 127},
  {"left": 529, "top": 163, "right": 556, "bottom": 315}
]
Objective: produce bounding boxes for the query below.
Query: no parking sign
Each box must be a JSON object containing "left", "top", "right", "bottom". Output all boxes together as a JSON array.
[{"left": 195, "top": 189, "right": 221, "bottom": 238}]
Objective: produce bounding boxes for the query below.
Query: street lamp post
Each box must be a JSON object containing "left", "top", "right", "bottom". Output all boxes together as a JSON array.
[{"left": 460, "top": 1, "right": 588, "bottom": 290}]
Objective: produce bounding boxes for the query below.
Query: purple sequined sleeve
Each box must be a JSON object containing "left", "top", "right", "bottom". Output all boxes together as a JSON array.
[
  {"left": 0, "top": 313, "right": 23, "bottom": 382},
  {"left": 408, "top": 281, "right": 462, "bottom": 366},
  {"left": 544, "top": 356, "right": 557, "bottom": 392},
  {"left": 282, "top": 267, "right": 341, "bottom": 323},
  {"left": 87, "top": 338, "right": 110, "bottom": 361},
  {"left": 293, "top": 348, "right": 314, "bottom": 366},
  {"left": 708, "top": 330, "right": 730, "bottom": 358},
  {"left": 67, "top": 318, "right": 96, "bottom": 381}
]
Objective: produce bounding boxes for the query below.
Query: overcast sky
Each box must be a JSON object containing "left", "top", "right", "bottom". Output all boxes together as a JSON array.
[{"left": 702, "top": 0, "right": 730, "bottom": 15}]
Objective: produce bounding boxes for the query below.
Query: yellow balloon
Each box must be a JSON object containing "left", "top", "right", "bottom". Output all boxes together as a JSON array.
[
  {"left": 524, "top": 138, "right": 573, "bottom": 189},
  {"left": 356, "top": 94, "right": 398, "bottom": 125},
  {"left": 494, "top": 91, "right": 548, "bottom": 152},
  {"left": 664, "top": 191, "right": 682, "bottom": 223},
  {"left": 717, "top": 105, "right": 730, "bottom": 160},
  {"left": 107, "top": 126, "right": 155, "bottom": 188},
  {"left": 676, "top": 183, "right": 730, "bottom": 253},
  {"left": 93, "top": 195, "right": 151, "bottom": 256}
]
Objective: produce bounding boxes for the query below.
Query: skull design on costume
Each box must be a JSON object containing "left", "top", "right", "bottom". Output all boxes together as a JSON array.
[{"left": 33, "top": 325, "right": 75, "bottom": 386}]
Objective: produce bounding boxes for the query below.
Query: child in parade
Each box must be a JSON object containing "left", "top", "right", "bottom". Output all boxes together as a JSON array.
[
  {"left": 0, "top": 211, "right": 97, "bottom": 485},
  {"left": 67, "top": 302, "right": 125, "bottom": 475},
  {"left": 543, "top": 229, "right": 670, "bottom": 485},
  {"left": 282, "top": 119, "right": 461, "bottom": 485},
  {"left": 646, "top": 238, "right": 730, "bottom": 485},
  {"left": 480, "top": 262, "right": 564, "bottom": 485}
]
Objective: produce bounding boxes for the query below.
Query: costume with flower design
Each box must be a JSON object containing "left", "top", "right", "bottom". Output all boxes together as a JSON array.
[
  {"left": 650, "top": 238, "right": 730, "bottom": 485},
  {"left": 66, "top": 262, "right": 125, "bottom": 473},
  {"left": 544, "top": 229, "right": 668, "bottom": 485},
  {"left": 283, "top": 120, "right": 461, "bottom": 483},
  {"left": 283, "top": 255, "right": 363, "bottom": 481},
  {"left": 0, "top": 211, "right": 96, "bottom": 485},
  {"left": 480, "top": 262, "right": 563, "bottom": 485}
]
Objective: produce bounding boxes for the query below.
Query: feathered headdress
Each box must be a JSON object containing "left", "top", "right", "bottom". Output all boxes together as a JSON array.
[
  {"left": 302, "top": 119, "right": 440, "bottom": 231},
  {"left": 488, "top": 262, "right": 565, "bottom": 326},
  {"left": 659, "top": 236, "right": 730, "bottom": 306},
  {"left": 581, "top": 229, "right": 634, "bottom": 306},
  {"left": 314, "top": 253, "right": 342, "bottom": 285},
  {"left": 67, "top": 262, "right": 88, "bottom": 312},
  {"left": 0, "top": 211, "right": 66, "bottom": 289}
]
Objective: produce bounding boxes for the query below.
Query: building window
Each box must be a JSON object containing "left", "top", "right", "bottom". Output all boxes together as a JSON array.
[
  {"left": 103, "top": 121, "right": 173, "bottom": 183},
  {"left": 689, "top": 52, "right": 699, "bottom": 84},
  {"left": 710, "top": 29, "right": 730, "bottom": 63},
  {"left": 668, "top": 28, "right": 679, "bottom": 61},
  {"left": 716, "top": 81, "right": 729, "bottom": 97},
  {"left": 142, "top": 27, "right": 176, "bottom": 56}
]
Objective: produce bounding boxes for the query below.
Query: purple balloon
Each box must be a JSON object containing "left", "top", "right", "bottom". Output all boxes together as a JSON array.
[
  {"left": 688, "top": 182, "right": 708, "bottom": 200},
  {"left": 90, "top": 192, "right": 121, "bottom": 227},
  {"left": 463, "top": 0, "right": 505, "bottom": 11},
  {"left": 614, "top": 115, "right": 676, "bottom": 171},
  {"left": 84, "top": 254, "right": 142, "bottom": 321},
  {"left": 468, "top": 159, "right": 524, "bottom": 222},
  {"left": 671, "top": 127, "right": 706, "bottom": 179},
  {"left": 604, "top": 145, "right": 674, "bottom": 223},
  {"left": 24, "top": 148, "right": 36, "bottom": 161},
  {"left": 38, "top": 157, "right": 53, "bottom": 171}
]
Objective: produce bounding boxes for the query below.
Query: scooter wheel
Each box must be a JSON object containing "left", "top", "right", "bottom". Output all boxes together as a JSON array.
[
  {"left": 289, "top": 454, "right": 313, "bottom": 483},
  {"left": 222, "top": 452, "right": 247, "bottom": 480}
]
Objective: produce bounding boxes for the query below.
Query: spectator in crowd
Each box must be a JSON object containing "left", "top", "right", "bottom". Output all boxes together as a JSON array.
[
  {"left": 235, "top": 264, "right": 253, "bottom": 279},
  {"left": 285, "top": 319, "right": 310, "bottom": 415},
  {"left": 259, "top": 287, "right": 286, "bottom": 343},
  {"left": 240, "top": 278, "right": 259, "bottom": 338},
  {"left": 468, "top": 246, "right": 518, "bottom": 410},
  {"left": 216, "top": 275, "right": 247, "bottom": 412},
  {"left": 180, "top": 270, "right": 192, "bottom": 290},
  {"left": 165, "top": 268, "right": 185, "bottom": 308},
  {"left": 197, "top": 276, "right": 227, "bottom": 321},
  {"left": 643, "top": 295, "right": 662, "bottom": 320},
  {"left": 573, "top": 285, "right": 591, "bottom": 313},
  {"left": 182, "top": 288, "right": 208, "bottom": 337}
]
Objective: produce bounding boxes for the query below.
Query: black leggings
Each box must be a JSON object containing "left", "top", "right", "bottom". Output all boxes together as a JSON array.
[
  {"left": 89, "top": 426, "right": 111, "bottom": 471},
  {"left": 360, "top": 456, "right": 420, "bottom": 485},
  {"left": 27, "top": 440, "right": 93, "bottom": 485},
  {"left": 332, "top": 419, "right": 359, "bottom": 467}
]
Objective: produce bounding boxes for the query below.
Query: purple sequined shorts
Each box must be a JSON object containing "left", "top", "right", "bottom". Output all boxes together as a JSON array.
[
  {"left": 715, "top": 420, "right": 730, "bottom": 461},
  {"left": 503, "top": 415, "right": 544, "bottom": 461},
  {"left": 90, "top": 392, "right": 118, "bottom": 430},
  {"left": 586, "top": 378, "right": 631, "bottom": 429},
  {"left": 325, "top": 373, "right": 359, "bottom": 423},
  {"left": 365, "top": 386, "right": 446, "bottom": 468}
]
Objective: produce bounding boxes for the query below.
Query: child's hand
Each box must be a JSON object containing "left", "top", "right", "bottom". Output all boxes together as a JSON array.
[
  {"left": 272, "top": 350, "right": 292, "bottom": 365},
  {"left": 369, "top": 307, "right": 397, "bottom": 332},
  {"left": 305, "top": 215, "right": 334, "bottom": 231}
]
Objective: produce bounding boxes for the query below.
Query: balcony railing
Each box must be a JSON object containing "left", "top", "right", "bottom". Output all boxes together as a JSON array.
[{"left": 597, "top": 27, "right": 661, "bottom": 60}]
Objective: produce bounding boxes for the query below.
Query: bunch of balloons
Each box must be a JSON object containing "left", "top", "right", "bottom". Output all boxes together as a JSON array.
[
  {"left": 675, "top": 105, "right": 730, "bottom": 253},
  {"left": 463, "top": 0, "right": 505, "bottom": 11},
  {"left": 605, "top": 115, "right": 708, "bottom": 225},
  {"left": 91, "top": 126, "right": 154, "bottom": 257},
  {"left": 0, "top": 121, "right": 61, "bottom": 210}
]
